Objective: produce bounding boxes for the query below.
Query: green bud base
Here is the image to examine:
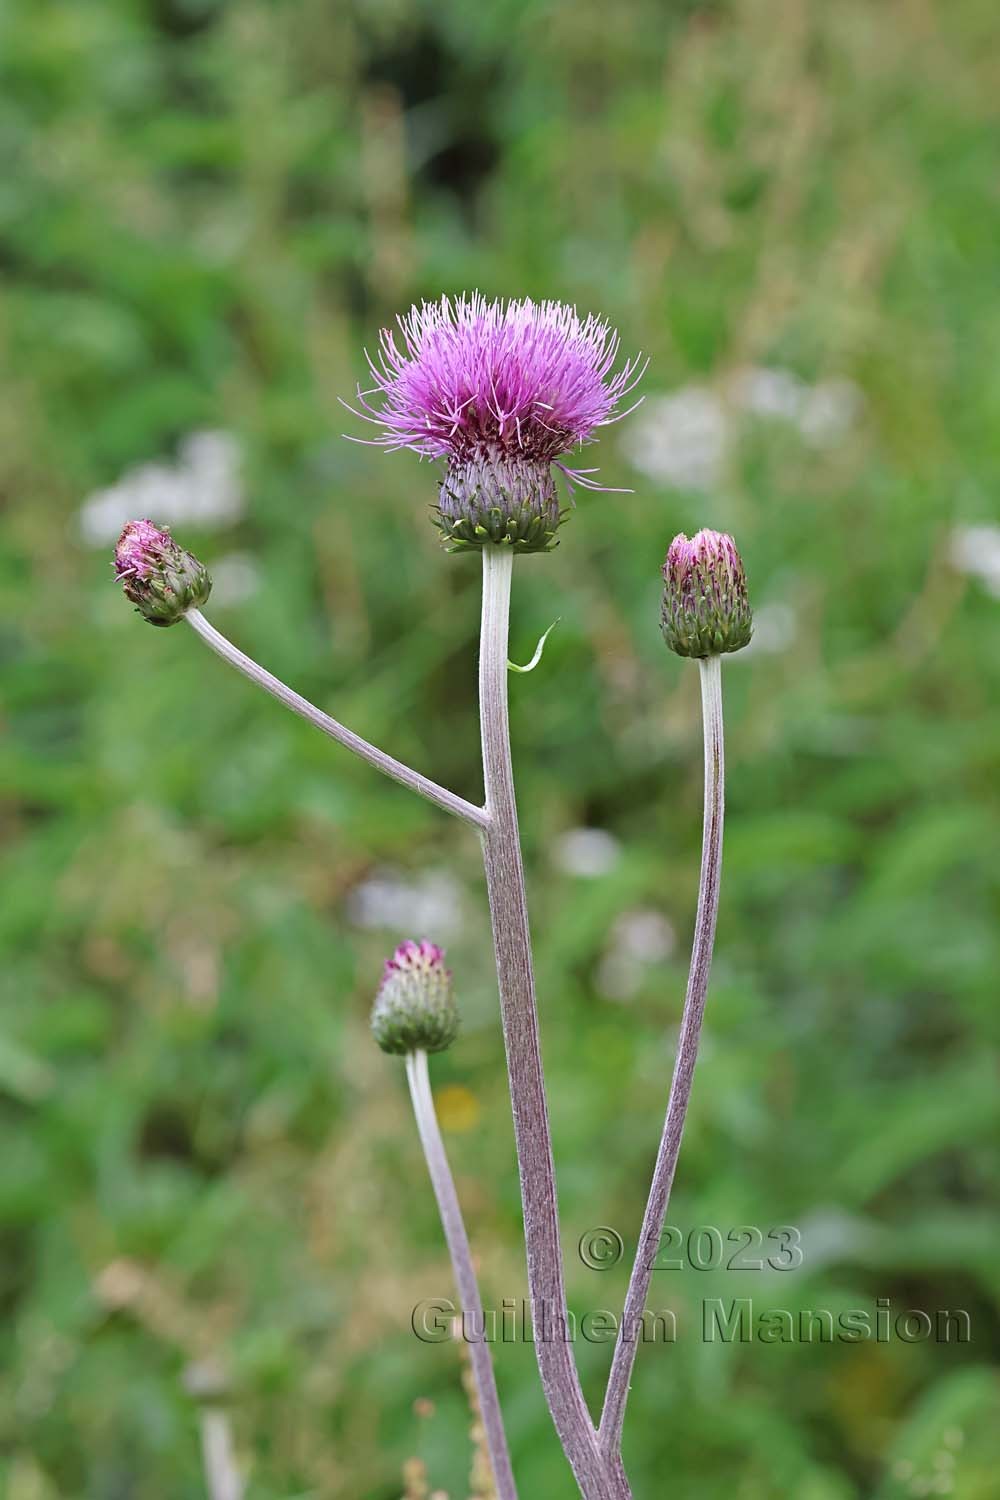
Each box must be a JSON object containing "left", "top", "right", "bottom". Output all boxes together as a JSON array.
[{"left": 432, "top": 502, "right": 566, "bottom": 554}]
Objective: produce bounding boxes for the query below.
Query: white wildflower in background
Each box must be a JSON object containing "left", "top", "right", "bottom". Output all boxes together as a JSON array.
[
  {"left": 552, "top": 827, "right": 622, "bottom": 878},
  {"left": 80, "top": 430, "right": 244, "bottom": 545},
  {"left": 210, "top": 553, "right": 261, "bottom": 607},
  {"left": 622, "top": 387, "right": 727, "bottom": 490},
  {"left": 796, "top": 379, "right": 864, "bottom": 444},
  {"left": 597, "top": 909, "right": 676, "bottom": 1002},
  {"left": 346, "top": 868, "right": 465, "bottom": 936},
  {"left": 949, "top": 524, "right": 1000, "bottom": 596},
  {"left": 730, "top": 367, "right": 863, "bottom": 445},
  {"left": 623, "top": 368, "right": 863, "bottom": 489},
  {"left": 730, "top": 366, "right": 804, "bottom": 423}
]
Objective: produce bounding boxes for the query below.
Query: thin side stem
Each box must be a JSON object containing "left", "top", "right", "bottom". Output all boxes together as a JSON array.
[
  {"left": 478, "top": 547, "right": 630, "bottom": 1500},
  {"left": 405, "top": 1049, "right": 518, "bottom": 1500},
  {"left": 598, "top": 654, "right": 725, "bottom": 1459},
  {"left": 185, "top": 609, "right": 487, "bottom": 830}
]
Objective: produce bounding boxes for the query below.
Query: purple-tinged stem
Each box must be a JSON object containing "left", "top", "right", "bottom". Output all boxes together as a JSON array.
[
  {"left": 185, "top": 609, "right": 487, "bottom": 830},
  {"left": 598, "top": 653, "right": 725, "bottom": 1460},
  {"left": 405, "top": 1048, "right": 518, "bottom": 1500},
  {"left": 478, "top": 546, "right": 631, "bottom": 1500},
  {"left": 183, "top": 572, "right": 630, "bottom": 1494}
]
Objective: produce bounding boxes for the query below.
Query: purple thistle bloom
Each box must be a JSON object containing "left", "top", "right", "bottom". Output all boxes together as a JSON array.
[
  {"left": 660, "top": 529, "right": 753, "bottom": 659},
  {"left": 346, "top": 293, "right": 645, "bottom": 553}
]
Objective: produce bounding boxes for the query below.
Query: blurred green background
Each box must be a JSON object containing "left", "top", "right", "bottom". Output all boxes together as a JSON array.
[{"left": 2, "top": 1, "right": 999, "bottom": 1496}]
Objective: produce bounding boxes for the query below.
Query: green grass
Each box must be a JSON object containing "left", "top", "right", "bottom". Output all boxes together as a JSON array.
[{"left": 1, "top": 1, "right": 999, "bottom": 1495}]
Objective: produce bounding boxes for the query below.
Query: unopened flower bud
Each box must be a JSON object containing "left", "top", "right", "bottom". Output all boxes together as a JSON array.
[
  {"left": 660, "top": 529, "right": 752, "bottom": 659},
  {"left": 114, "top": 519, "right": 212, "bottom": 627},
  {"left": 371, "top": 940, "right": 459, "bottom": 1056}
]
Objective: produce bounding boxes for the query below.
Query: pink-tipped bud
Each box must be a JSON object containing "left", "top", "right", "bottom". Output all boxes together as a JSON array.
[
  {"left": 114, "top": 520, "right": 212, "bottom": 627},
  {"left": 660, "top": 529, "right": 752, "bottom": 658},
  {"left": 371, "top": 940, "right": 459, "bottom": 1056}
]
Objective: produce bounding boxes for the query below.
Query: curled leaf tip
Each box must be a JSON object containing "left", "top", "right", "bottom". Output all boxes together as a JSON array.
[{"left": 508, "top": 618, "right": 561, "bottom": 674}]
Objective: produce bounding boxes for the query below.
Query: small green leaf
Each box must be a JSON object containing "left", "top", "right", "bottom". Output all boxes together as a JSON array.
[{"left": 508, "top": 618, "right": 560, "bottom": 674}]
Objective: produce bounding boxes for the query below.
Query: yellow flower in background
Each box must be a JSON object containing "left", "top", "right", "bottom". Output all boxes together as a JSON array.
[{"left": 434, "top": 1084, "right": 481, "bottom": 1134}]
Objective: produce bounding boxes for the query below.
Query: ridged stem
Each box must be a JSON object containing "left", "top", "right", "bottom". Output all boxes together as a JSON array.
[
  {"left": 478, "top": 546, "right": 630, "bottom": 1500},
  {"left": 405, "top": 1048, "right": 518, "bottom": 1500},
  {"left": 598, "top": 654, "right": 725, "bottom": 1458}
]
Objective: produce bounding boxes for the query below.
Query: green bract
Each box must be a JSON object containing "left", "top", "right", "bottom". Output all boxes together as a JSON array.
[{"left": 371, "top": 940, "right": 459, "bottom": 1055}]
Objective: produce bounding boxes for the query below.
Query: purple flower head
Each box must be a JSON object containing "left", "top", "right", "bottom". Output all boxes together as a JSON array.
[
  {"left": 115, "top": 518, "right": 169, "bottom": 582},
  {"left": 372, "top": 938, "right": 458, "bottom": 1056},
  {"left": 346, "top": 294, "right": 645, "bottom": 553},
  {"left": 664, "top": 529, "right": 745, "bottom": 581},
  {"left": 660, "top": 529, "right": 752, "bottom": 659},
  {"left": 114, "top": 519, "right": 212, "bottom": 627}
]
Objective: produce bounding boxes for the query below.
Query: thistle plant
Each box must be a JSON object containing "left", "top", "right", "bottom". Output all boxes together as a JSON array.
[{"left": 114, "top": 293, "right": 752, "bottom": 1500}]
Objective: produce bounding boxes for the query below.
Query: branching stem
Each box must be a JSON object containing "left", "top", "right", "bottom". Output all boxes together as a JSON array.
[
  {"left": 181, "top": 567, "right": 648, "bottom": 1497},
  {"left": 185, "top": 609, "right": 487, "bottom": 830}
]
